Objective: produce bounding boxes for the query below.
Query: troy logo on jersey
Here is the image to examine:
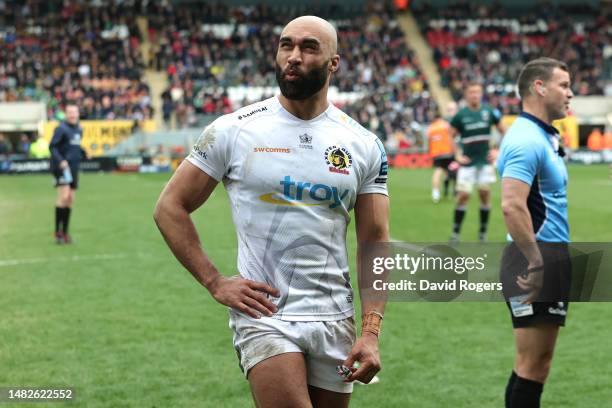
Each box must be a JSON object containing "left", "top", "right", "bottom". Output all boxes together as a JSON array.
[{"left": 259, "top": 176, "right": 349, "bottom": 209}]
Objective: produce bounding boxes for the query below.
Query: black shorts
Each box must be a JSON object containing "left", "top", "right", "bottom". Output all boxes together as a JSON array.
[
  {"left": 433, "top": 157, "right": 453, "bottom": 169},
  {"left": 500, "top": 243, "right": 571, "bottom": 328},
  {"left": 53, "top": 165, "right": 79, "bottom": 190}
]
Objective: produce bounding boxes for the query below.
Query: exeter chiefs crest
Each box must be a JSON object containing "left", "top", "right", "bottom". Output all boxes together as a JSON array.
[
  {"left": 192, "top": 125, "right": 216, "bottom": 159},
  {"left": 325, "top": 145, "right": 352, "bottom": 175}
]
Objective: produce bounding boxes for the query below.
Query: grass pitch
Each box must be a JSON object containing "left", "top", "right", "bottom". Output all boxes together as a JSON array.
[{"left": 1, "top": 165, "right": 611, "bottom": 407}]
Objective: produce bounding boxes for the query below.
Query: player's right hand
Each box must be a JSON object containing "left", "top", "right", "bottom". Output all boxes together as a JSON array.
[
  {"left": 59, "top": 160, "right": 69, "bottom": 169},
  {"left": 208, "top": 275, "right": 280, "bottom": 319},
  {"left": 517, "top": 265, "right": 544, "bottom": 304},
  {"left": 456, "top": 155, "right": 471, "bottom": 165}
]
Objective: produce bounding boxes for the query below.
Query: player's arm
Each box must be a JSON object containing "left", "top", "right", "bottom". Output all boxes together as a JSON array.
[
  {"left": 494, "top": 107, "right": 505, "bottom": 139},
  {"left": 490, "top": 110, "right": 505, "bottom": 160},
  {"left": 501, "top": 177, "right": 544, "bottom": 301},
  {"left": 488, "top": 115, "right": 505, "bottom": 163},
  {"left": 496, "top": 121, "right": 505, "bottom": 137},
  {"left": 450, "top": 115, "right": 469, "bottom": 164},
  {"left": 154, "top": 160, "right": 279, "bottom": 318},
  {"left": 451, "top": 129, "right": 470, "bottom": 165},
  {"left": 49, "top": 126, "right": 68, "bottom": 168},
  {"left": 343, "top": 192, "right": 390, "bottom": 384}
]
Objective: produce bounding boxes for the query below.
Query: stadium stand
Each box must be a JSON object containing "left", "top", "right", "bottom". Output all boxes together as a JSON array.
[
  {"left": 148, "top": 2, "right": 437, "bottom": 138},
  {"left": 1, "top": 0, "right": 608, "bottom": 156},
  {"left": 412, "top": 1, "right": 612, "bottom": 115},
  {"left": 0, "top": 0, "right": 153, "bottom": 121}
]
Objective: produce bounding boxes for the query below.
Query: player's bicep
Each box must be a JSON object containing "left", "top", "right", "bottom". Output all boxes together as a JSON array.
[
  {"left": 501, "top": 177, "right": 530, "bottom": 209},
  {"left": 159, "top": 160, "right": 219, "bottom": 213},
  {"left": 354, "top": 193, "right": 390, "bottom": 243},
  {"left": 500, "top": 143, "right": 539, "bottom": 185}
]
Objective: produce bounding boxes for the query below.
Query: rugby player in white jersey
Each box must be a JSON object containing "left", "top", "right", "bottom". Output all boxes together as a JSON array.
[{"left": 154, "top": 15, "right": 390, "bottom": 408}]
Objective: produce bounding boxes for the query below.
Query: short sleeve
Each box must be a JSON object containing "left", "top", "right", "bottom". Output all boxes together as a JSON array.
[
  {"left": 186, "top": 117, "right": 233, "bottom": 182},
  {"left": 491, "top": 107, "right": 502, "bottom": 124},
  {"left": 499, "top": 141, "right": 540, "bottom": 186},
  {"left": 359, "top": 136, "right": 389, "bottom": 196},
  {"left": 450, "top": 113, "right": 461, "bottom": 131}
]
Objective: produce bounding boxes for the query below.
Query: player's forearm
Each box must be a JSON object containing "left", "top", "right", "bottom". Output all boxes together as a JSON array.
[
  {"left": 153, "top": 200, "right": 221, "bottom": 289},
  {"left": 356, "top": 242, "right": 388, "bottom": 319},
  {"left": 49, "top": 146, "right": 64, "bottom": 162},
  {"left": 501, "top": 199, "right": 543, "bottom": 266}
]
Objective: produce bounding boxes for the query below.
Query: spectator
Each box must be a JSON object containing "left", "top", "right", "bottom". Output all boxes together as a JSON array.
[
  {"left": 30, "top": 134, "right": 50, "bottom": 158},
  {"left": 18, "top": 134, "right": 31, "bottom": 156},
  {"left": 587, "top": 128, "right": 604, "bottom": 151},
  {"left": 0, "top": 1, "right": 152, "bottom": 120},
  {"left": 0, "top": 133, "right": 12, "bottom": 155},
  {"left": 413, "top": 2, "right": 610, "bottom": 112}
]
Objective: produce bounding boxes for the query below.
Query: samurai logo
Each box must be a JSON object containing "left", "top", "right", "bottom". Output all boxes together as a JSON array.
[{"left": 193, "top": 125, "right": 216, "bottom": 159}]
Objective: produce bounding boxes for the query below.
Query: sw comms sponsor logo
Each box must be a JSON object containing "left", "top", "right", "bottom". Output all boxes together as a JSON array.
[
  {"left": 259, "top": 176, "right": 348, "bottom": 209},
  {"left": 324, "top": 145, "right": 352, "bottom": 175},
  {"left": 253, "top": 147, "right": 291, "bottom": 153}
]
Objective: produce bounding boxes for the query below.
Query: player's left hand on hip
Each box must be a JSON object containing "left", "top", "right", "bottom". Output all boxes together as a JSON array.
[
  {"left": 342, "top": 334, "right": 381, "bottom": 383},
  {"left": 517, "top": 270, "right": 543, "bottom": 304}
]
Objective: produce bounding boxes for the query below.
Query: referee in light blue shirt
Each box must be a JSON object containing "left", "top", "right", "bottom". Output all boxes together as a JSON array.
[{"left": 497, "top": 57, "right": 573, "bottom": 408}]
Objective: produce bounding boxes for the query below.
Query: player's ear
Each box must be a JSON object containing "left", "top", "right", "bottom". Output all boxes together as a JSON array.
[
  {"left": 533, "top": 80, "right": 547, "bottom": 97},
  {"left": 329, "top": 54, "right": 340, "bottom": 73}
]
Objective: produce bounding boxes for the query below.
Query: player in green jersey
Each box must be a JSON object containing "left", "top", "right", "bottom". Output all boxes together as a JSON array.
[{"left": 450, "top": 83, "right": 505, "bottom": 242}]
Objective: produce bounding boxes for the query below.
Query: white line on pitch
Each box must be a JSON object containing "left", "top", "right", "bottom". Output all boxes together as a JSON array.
[{"left": 0, "top": 253, "right": 130, "bottom": 267}]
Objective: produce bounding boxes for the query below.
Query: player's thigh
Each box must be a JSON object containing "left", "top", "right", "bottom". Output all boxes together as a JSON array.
[
  {"left": 432, "top": 167, "right": 443, "bottom": 182},
  {"left": 248, "top": 352, "right": 312, "bottom": 408},
  {"left": 304, "top": 318, "right": 355, "bottom": 396},
  {"left": 477, "top": 187, "right": 490, "bottom": 203},
  {"left": 514, "top": 325, "right": 559, "bottom": 362},
  {"left": 476, "top": 165, "right": 496, "bottom": 188},
  {"left": 56, "top": 184, "right": 71, "bottom": 201},
  {"left": 308, "top": 385, "right": 350, "bottom": 408},
  {"left": 63, "top": 189, "right": 75, "bottom": 206},
  {"left": 456, "top": 166, "right": 476, "bottom": 193}
]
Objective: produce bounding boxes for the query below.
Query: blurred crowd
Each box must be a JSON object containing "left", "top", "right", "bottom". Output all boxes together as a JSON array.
[
  {"left": 413, "top": 1, "right": 612, "bottom": 115},
  {"left": 148, "top": 2, "right": 436, "bottom": 137},
  {"left": 2, "top": 0, "right": 609, "bottom": 151},
  {"left": 0, "top": 0, "right": 153, "bottom": 121}
]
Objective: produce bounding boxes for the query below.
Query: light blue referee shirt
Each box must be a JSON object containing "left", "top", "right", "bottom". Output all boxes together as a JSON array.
[{"left": 497, "top": 112, "right": 569, "bottom": 243}]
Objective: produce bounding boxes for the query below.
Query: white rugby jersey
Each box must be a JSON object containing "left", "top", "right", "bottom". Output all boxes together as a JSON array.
[{"left": 187, "top": 96, "right": 388, "bottom": 321}]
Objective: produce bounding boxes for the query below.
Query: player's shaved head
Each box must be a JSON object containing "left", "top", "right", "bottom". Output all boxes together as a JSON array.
[
  {"left": 280, "top": 15, "right": 338, "bottom": 58},
  {"left": 276, "top": 15, "right": 340, "bottom": 101}
]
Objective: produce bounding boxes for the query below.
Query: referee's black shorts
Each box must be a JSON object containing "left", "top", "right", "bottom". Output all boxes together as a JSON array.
[
  {"left": 432, "top": 156, "right": 453, "bottom": 169},
  {"left": 52, "top": 164, "right": 79, "bottom": 190},
  {"left": 500, "top": 242, "right": 571, "bottom": 328}
]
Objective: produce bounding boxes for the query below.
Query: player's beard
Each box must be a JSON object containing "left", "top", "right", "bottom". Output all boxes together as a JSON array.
[{"left": 276, "top": 60, "right": 330, "bottom": 100}]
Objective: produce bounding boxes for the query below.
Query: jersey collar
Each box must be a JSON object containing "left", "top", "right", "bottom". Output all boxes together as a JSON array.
[
  {"left": 519, "top": 112, "right": 559, "bottom": 136},
  {"left": 275, "top": 96, "right": 333, "bottom": 124},
  {"left": 519, "top": 111, "right": 565, "bottom": 157}
]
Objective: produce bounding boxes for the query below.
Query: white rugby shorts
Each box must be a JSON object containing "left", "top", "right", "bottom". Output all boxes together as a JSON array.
[
  {"left": 229, "top": 310, "right": 356, "bottom": 393},
  {"left": 456, "top": 164, "right": 496, "bottom": 193}
]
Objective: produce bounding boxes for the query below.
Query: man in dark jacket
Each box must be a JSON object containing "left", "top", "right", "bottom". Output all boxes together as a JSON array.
[{"left": 49, "top": 102, "right": 86, "bottom": 244}]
